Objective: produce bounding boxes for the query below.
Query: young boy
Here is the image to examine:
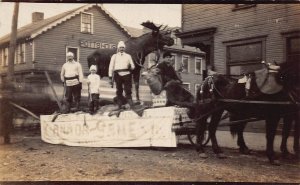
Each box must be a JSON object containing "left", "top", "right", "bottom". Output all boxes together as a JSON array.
[{"left": 87, "top": 65, "right": 101, "bottom": 114}]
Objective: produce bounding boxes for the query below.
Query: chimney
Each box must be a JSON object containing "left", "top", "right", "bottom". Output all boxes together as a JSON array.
[{"left": 32, "top": 12, "right": 44, "bottom": 23}]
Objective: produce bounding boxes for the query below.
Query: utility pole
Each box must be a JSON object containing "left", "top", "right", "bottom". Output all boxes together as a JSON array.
[{"left": 7, "top": 2, "right": 19, "bottom": 81}]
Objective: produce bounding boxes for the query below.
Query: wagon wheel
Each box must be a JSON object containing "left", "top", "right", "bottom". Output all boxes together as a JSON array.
[
  {"left": 198, "top": 111, "right": 229, "bottom": 146},
  {"left": 187, "top": 130, "right": 210, "bottom": 146},
  {"left": 187, "top": 120, "right": 210, "bottom": 146}
]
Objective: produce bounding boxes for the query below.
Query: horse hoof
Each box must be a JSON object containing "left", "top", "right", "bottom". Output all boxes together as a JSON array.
[
  {"left": 216, "top": 153, "right": 227, "bottom": 159},
  {"left": 240, "top": 148, "right": 252, "bottom": 155},
  {"left": 198, "top": 153, "right": 208, "bottom": 158},
  {"left": 270, "top": 160, "right": 280, "bottom": 166},
  {"left": 295, "top": 152, "right": 300, "bottom": 160},
  {"left": 281, "top": 152, "right": 293, "bottom": 160}
]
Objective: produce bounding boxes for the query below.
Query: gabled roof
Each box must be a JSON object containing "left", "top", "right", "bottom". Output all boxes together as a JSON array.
[{"left": 0, "top": 4, "right": 132, "bottom": 46}]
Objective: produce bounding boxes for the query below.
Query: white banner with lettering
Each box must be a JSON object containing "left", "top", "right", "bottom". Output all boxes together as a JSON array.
[{"left": 40, "top": 107, "right": 191, "bottom": 147}]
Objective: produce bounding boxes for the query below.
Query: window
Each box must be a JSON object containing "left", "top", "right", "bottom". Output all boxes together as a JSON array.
[
  {"left": 195, "top": 84, "right": 201, "bottom": 95},
  {"left": 66, "top": 47, "right": 79, "bottom": 62},
  {"left": 4, "top": 48, "right": 8, "bottom": 66},
  {"left": 181, "top": 82, "right": 190, "bottom": 91},
  {"left": 173, "top": 37, "right": 178, "bottom": 45},
  {"left": 147, "top": 53, "right": 157, "bottom": 68},
  {"left": 171, "top": 54, "right": 176, "bottom": 69},
  {"left": 81, "top": 13, "right": 93, "bottom": 34},
  {"left": 182, "top": 55, "right": 189, "bottom": 73},
  {"left": 233, "top": 4, "right": 256, "bottom": 11},
  {"left": 287, "top": 36, "right": 300, "bottom": 63},
  {"left": 0, "top": 49, "right": 2, "bottom": 67},
  {"left": 195, "top": 57, "right": 203, "bottom": 74},
  {"left": 14, "top": 43, "right": 25, "bottom": 64},
  {"left": 20, "top": 43, "right": 25, "bottom": 63},
  {"left": 224, "top": 36, "right": 266, "bottom": 75}
]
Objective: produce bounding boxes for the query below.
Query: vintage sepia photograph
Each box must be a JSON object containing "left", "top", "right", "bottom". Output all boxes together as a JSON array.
[{"left": 0, "top": 2, "right": 299, "bottom": 183}]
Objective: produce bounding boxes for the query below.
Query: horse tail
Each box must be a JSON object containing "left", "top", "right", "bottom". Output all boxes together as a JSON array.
[
  {"left": 230, "top": 124, "right": 239, "bottom": 138},
  {"left": 229, "top": 114, "right": 247, "bottom": 138},
  {"left": 230, "top": 121, "right": 247, "bottom": 138}
]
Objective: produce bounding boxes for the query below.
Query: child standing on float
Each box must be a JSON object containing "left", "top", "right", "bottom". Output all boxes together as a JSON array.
[{"left": 87, "top": 65, "right": 101, "bottom": 114}]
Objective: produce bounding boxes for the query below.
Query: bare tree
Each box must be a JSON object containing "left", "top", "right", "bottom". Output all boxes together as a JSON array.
[{"left": 7, "top": 2, "right": 19, "bottom": 81}]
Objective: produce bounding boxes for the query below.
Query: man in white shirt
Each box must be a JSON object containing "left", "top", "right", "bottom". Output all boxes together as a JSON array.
[
  {"left": 60, "top": 52, "right": 84, "bottom": 112},
  {"left": 109, "top": 41, "right": 135, "bottom": 108},
  {"left": 87, "top": 65, "right": 101, "bottom": 114}
]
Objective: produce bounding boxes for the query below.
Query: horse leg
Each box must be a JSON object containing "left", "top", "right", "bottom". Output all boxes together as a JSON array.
[
  {"left": 134, "top": 81, "right": 140, "bottom": 101},
  {"left": 132, "top": 70, "right": 141, "bottom": 102},
  {"left": 209, "top": 110, "right": 226, "bottom": 158},
  {"left": 265, "top": 116, "right": 280, "bottom": 165},
  {"left": 230, "top": 115, "right": 251, "bottom": 154},
  {"left": 237, "top": 122, "right": 251, "bottom": 154},
  {"left": 195, "top": 118, "right": 208, "bottom": 158},
  {"left": 280, "top": 114, "right": 293, "bottom": 159},
  {"left": 294, "top": 112, "right": 300, "bottom": 159}
]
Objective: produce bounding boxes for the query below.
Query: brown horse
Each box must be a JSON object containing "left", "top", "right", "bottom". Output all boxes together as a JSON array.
[
  {"left": 195, "top": 61, "right": 299, "bottom": 165},
  {"left": 87, "top": 22, "right": 174, "bottom": 101}
]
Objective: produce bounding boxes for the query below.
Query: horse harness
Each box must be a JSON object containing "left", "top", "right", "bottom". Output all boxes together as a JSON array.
[{"left": 199, "top": 72, "right": 299, "bottom": 107}]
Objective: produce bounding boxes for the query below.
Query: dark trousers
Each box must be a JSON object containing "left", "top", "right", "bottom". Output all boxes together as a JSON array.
[
  {"left": 0, "top": 98, "right": 13, "bottom": 143},
  {"left": 65, "top": 84, "right": 81, "bottom": 104},
  {"left": 89, "top": 93, "right": 99, "bottom": 112},
  {"left": 114, "top": 73, "right": 132, "bottom": 100}
]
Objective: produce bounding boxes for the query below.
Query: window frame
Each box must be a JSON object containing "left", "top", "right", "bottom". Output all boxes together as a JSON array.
[
  {"left": 0, "top": 48, "right": 3, "bottom": 67},
  {"left": 181, "top": 82, "right": 191, "bottom": 91},
  {"left": 4, "top": 47, "right": 8, "bottom": 66},
  {"left": 66, "top": 46, "right": 80, "bottom": 62},
  {"left": 194, "top": 83, "right": 201, "bottom": 95},
  {"left": 81, "top": 12, "right": 93, "bottom": 34},
  {"left": 171, "top": 53, "right": 177, "bottom": 70},
  {"left": 195, "top": 57, "right": 203, "bottom": 75},
  {"left": 281, "top": 31, "right": 300, "bottom": 63},
  {"left": 181, "top": 55, "right": 190, "bottom": 73},
  {"left": 15, "top": 43, "right": 25, "bottom": 64},
  {"left": 223, "top": 36, "right": 267, "bottom": 75},
  {"left": 286, "top": 36, "right": 300, "bottom": 63},
  {"left": 20, "top": 43, "right": 26, "bottom": 64},
  {"left": 147, "top": 53, "right": 157, "bottom": 68}
]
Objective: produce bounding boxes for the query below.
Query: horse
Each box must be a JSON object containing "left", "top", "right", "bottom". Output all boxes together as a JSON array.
[
  {"left": 195, "top": 61, "right": 300, "bottom": 165},
  {"left": 87, "top": 22, "right": 174, "bottom": 102}
]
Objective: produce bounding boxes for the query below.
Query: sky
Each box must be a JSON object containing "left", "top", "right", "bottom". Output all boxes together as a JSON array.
[{"left": 0, "top": 3, "right": 182, "bottom": 37}]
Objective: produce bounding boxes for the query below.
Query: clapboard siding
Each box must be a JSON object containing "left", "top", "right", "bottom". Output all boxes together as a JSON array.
[
  {"left": 0, "top": 42, "right": 34, "bottom": 74},
  {"left": 181, "top": 4, "right": 300, "bottom": 73},
  {"left": 34, "top": 6, "right": 128, "bottom": 77}
]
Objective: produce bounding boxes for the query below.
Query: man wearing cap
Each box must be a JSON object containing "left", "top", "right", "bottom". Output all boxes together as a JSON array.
[
  {"left": 156, "top": 51, "right": 182, "bottom": 86},
  {"left": 60, "top": 52, "right": 84, "bottom": 112},
  {"left": 108, "top": 41, "right": 135, "bottom": 108}
]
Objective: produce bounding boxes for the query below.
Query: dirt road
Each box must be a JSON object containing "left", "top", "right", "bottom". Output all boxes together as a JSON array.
[{"left": 0, "top": 129, "right": 299, "bottom": 183}]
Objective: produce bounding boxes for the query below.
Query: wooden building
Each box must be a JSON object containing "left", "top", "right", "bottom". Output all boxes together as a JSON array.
[
  {"left": 0, "top": 4, "right": 131, "bottom": 81},
  {"left": 176, "top": 4, "right": 300, "bottom": 132},
  {"left": 0, "top": 4, "right": 134, "bottom": 113},
  {"left": 176, "top": 4, "right": 300, "bottom": 76}
]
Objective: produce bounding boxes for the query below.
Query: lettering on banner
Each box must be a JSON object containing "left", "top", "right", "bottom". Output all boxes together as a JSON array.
[
  {"left": 42, "top": 117, "right": 174, "bottom": 145},
  {"left": 80, "top": 40, "right": 116, "bottom": 49}
]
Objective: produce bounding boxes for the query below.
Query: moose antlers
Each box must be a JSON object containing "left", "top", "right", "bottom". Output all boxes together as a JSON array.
[{"left": 141, "top": 21, "right": 172, "bottom": 33}]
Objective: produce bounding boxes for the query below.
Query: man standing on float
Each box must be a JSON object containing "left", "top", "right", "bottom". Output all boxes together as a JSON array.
[
  {"left": 60, "top": 52, "right": 84, "bottom": 112},
  {"left": 108, "top": 41, "right": 135, "bottom": 108}
]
